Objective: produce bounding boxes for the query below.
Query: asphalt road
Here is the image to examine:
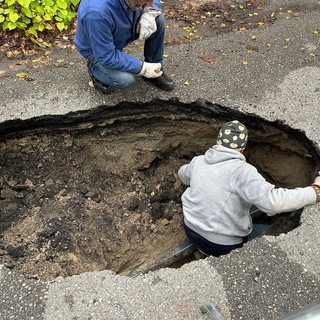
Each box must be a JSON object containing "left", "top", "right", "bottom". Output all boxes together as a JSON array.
[{"left": 0, "top": 0, "right": 320, "bottom": 319}]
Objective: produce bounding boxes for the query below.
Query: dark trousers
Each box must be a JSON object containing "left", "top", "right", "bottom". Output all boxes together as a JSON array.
[{"left": 183, "top": 223, "right": 247, "bottom": 257}]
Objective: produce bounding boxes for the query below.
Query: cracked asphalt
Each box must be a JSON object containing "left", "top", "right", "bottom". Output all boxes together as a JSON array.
[{"left": 0, "top": 0, "right": 320, "bottom": 319}]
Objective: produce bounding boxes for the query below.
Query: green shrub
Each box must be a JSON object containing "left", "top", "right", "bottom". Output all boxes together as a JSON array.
[{"left": 0, "top": 0, "right": 80, "bottom": 38}]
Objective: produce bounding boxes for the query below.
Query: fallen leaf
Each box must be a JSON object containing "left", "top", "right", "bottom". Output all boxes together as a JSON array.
[
  {"left": 183, "top": 80, "right": 189, "bottom": 85},
  {"left": 6, "top": 51, "right": 14, "bottom": 59},
  {"left": 246, "top": 45, "right": 259, "bottom": 52},
  {"left": 199, "top": 55, "right": 213, "bottom": 63},
  {"left": 15, "top": 72, "right": 36, "bottom": 81},
  {"left": 16, "top": 72, "right": 27, "bottom": 78},
  {"left": 242, "top": 61, "right": 248, "bottom": 65},
  {"left": 54, "top": 60, "right": 68, "bottom": 68}
]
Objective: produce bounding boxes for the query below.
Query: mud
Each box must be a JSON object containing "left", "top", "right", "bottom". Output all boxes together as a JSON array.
[{"left": 0, "top": 102, "right": 318, "bottom": 280}]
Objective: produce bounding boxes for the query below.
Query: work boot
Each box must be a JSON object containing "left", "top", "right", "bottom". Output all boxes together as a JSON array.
[
  {"left": 143, "top": 73, "right": 175, "bottom": 91},
  {"left": 90, "top": 77, "right": 113, "bottom": 94},
  {"left": 87, "top": 61, "right": 113, "bottom": 94}
]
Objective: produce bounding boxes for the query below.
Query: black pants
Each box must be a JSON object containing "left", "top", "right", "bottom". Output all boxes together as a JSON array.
[{"left": 184, "top": 223, "right": 247, "bottom": 257}]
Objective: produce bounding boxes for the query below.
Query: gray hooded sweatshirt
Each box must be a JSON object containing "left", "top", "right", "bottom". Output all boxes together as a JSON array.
[{"left": 178, "top": 145, "right": 316, "bottom": 245}]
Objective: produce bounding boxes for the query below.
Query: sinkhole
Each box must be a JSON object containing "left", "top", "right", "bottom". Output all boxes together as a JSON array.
[{"left": 0, "top": 100, "right": 319, "bottom": 280}]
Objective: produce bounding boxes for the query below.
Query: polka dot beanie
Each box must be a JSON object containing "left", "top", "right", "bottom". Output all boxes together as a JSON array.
[{"left": 217, "top": 120, "right": 248, "bottom": 150}]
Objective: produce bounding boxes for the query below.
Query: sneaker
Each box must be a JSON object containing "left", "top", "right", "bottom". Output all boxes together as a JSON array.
[{"left": 143, "top": 73, "right": 175, "bottom": 91}]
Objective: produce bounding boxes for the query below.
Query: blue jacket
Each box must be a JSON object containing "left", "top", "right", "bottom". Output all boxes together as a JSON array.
[{"left": 74, "top": 0, "right": 160, "bottom": 74}]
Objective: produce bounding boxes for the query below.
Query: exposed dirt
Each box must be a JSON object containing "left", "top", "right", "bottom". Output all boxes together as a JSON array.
[
  {"left": 0, "top": 117, "right": 190, "bottom": 280},
  {"left": 0, "top": 106, "right": 317, "bottom": 280}
]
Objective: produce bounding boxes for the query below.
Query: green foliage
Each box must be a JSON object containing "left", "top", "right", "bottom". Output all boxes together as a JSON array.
[{"left": 0, "top": 0, "right": 80, "bottom": 38}]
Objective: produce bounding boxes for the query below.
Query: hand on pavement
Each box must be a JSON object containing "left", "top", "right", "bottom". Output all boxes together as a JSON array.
[
  {"left": 137, "top": 8, "right": 161, "bottom": 40},
  {"left": 138, "top": 62, "right": 163, "bottom": 78}
]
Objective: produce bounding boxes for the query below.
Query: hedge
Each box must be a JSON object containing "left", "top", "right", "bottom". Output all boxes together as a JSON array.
[{"left": 0, "top": 0, "right": 80, "bottom": 39}]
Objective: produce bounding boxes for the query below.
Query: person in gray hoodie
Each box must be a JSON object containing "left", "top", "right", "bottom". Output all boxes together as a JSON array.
[{"left": 178, "top": 120, "right": 320, "bottom": 257}]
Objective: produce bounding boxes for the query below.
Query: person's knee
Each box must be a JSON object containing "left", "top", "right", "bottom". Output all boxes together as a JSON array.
[
  {"left": 89, "top": 60, "right": 136, "bottom": 89},
  {"left": 110, "top": 72, "right": 135, "bottom": 89}
]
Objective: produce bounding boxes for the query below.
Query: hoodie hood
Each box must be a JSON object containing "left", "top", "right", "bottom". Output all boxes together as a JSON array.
[{"left": 204, "top": 144, "right": 246, "bottom": 165}]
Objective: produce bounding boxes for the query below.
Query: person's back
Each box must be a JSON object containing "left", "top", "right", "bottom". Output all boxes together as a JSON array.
[
  {"left": 181, "top": 145, "right": 254, "bottom": 245},
  {"left": 178, "top": 120, "right": 319, "bottom": 257},
  {"left": 75, "top": 0, "right": 142, "bottom": 59}
]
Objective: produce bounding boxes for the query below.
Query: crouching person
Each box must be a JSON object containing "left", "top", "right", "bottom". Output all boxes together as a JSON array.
[
  {"left": 178, "top": 120, "right": 320, "bottom": 257},
  {"left": 74, "top": 0, "right": 175, "bottom": 94}
]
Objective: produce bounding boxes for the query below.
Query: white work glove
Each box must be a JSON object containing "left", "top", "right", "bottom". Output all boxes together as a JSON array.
[
  {"left": 311, "top": 173, "right": 320, "bottom": 203},
  {"left": 137, "top": 8, "right": 161, "bottom": 40},
  {"left": 138, "top": 62, "right": 163, "bottom": 78},
  {"left": 314, "top": 176, "right": 320, "bottom": 185}
]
